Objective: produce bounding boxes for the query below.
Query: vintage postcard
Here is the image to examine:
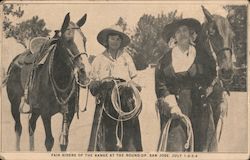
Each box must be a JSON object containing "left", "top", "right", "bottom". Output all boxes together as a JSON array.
[{"left": 0, "top": 0, "right": 249, "bottom": 160}]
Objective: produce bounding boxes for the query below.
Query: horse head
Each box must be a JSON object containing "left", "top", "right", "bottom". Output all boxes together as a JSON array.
[
  {"left": 201, "top": 6, "right": 235, "bottom": 85},
  {"left": 53, "top": 13, "right": 91, "bottom": 88}
]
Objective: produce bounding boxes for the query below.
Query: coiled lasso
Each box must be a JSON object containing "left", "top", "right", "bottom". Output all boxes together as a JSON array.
[
  {"left": 102, "top": 78, "right": 142, "bottom": 149},
  {"left": 158, "top": 113, "right": 194, "bottom": 152}
]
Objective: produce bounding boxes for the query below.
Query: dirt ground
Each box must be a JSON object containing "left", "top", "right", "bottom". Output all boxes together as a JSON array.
[{"left": 1, "top": 68, "right": 248, "bottom": 152}]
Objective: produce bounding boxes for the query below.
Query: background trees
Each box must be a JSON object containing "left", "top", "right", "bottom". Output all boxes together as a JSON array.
[
  {"left": 223, "top": 5, "right": 247, "bottom": 67},
  {"left": 116, "top": 11, "right": 182, "bottom": 70},
  {"left": 3, "top": 4, "right": 51, "bottom": 49}
]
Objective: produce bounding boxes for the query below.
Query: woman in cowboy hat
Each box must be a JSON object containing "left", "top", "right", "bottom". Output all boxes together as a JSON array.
[
  {"left": 88, "top": 25, "right": 143, "bottom": 151},
  {"left": 155, "top": 18, "right": 218, "bottom": 152}
]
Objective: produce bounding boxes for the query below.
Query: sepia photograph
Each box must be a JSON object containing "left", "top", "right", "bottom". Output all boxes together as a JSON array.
[{"left": 0, "top": 0, "right": 249, "bottom": 159}]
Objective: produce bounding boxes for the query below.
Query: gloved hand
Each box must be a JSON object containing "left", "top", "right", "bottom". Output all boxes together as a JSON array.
[
  {"left": 157, "top": 96, "right": 181, "bottom": 118},
  {"left": 170, "top": 105, "right": 183, "bottom": 119},
  {"left": 89, "top": 80, "right": 101, "bottom": 96},
  {"left": 156, "top": 98, "right": 171, "bottom": 117}
]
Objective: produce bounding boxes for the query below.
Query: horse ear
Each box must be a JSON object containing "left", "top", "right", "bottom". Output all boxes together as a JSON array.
[
  {"left": 201, "top": 5, "right": 214, "bottom": 23},
  {"left": 77, "top": 14, "right": 87, "bottom": 27},
  {"left": 60, "top": 12, "right": 70, "bottom": 34}
]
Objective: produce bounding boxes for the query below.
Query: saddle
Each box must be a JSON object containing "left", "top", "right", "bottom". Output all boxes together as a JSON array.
[
  {"left": 18, "top": 37, "right": 57, "bottom": 93},
  {"left": 15, "top": 37, "right": 57, "bottom": 67}
]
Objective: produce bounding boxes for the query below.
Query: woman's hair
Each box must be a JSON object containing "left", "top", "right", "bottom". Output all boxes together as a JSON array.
[
  {"left": 189, "top": 27, "right": 197, "bottom": 45},
  {"left": 104, "top": 33, "right": 123, "bottom": 49}
]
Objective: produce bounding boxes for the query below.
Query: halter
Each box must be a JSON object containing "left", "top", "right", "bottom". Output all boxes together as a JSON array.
[
  {"left": 207, "top": 39, "right": 234, "bottom": 85},
  {"left": 65, "top": 45, "right": 91, "bottom": 88}
]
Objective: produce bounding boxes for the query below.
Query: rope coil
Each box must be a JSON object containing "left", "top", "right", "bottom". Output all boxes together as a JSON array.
[
  {"left": 106, "top": 80, "right": 142, "bottom": 121},
  {"left": 95, "top": 78, "right": 142, "bottom": 150},
  {"left": 158, "top": 114, "right": 194, "bottom": 152}
]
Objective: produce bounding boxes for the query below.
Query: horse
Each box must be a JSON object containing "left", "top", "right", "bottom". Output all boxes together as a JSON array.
[
  {"left": 192, "top": 6, "right": 235, "bottom": 151},
  {"left": 5, "top": 13, "right": 91, "bottom": 151},
  {"left": 88, "top": 78, "right": 143, "bottom": 151}
]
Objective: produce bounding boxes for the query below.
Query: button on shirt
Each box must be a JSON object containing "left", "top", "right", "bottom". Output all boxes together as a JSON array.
[{"left": 91, "top": 49, "right": 137, "bottom": 81}]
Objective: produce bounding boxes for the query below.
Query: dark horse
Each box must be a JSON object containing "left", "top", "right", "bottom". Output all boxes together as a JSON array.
[
  {"left": 88, "top": 78, "right": 143, "bottom": 151},
  {"left": 5, "top": 13, "right": 90, "bottom": 151},
  {"left": 193, "top": 6, "right": 235, "bottom": 151}
]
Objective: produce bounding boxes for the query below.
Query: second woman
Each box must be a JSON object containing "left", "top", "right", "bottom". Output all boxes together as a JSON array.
[{"left": 88, "top": 25, "right": 143, "bottom": 151}]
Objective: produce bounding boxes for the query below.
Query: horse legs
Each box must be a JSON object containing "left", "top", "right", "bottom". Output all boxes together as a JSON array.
[
  {"left": 28, "top": 112, "right": 40, "bottom": 151},
  {"left": 41, "top": 115, "right": 54, "bottom": 151},
  {"left": 59, "top": 107, "right": 75, "bottom": 151},
  {"left": 10, "top": 100, "right": 22, "bottom": 151},
  {"left": 59, "top": 113, "right": 69, "bottom": 151}
]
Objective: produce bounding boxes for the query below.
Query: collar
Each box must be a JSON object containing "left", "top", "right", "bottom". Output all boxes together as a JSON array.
[
  {"left": 103, "top": 49, "right": 124, "bottom": 62},
  {"left": 172, "top": 45, "right": 196, "bottom": 57}
]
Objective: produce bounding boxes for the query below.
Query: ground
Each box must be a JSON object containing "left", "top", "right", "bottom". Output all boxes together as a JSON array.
[{"left": 1, "top": 68, "right": 248, "bottom": 152}]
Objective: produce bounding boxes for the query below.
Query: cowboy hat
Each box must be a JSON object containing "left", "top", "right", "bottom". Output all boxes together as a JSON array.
[
  {"left": 162, "top": 18, "right": 202, "bottom": 43},
  {"left": 97, "top": 25, "right": 130, "bottom": 48}
]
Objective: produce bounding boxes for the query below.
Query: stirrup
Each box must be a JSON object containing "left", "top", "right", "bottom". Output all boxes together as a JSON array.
[{"left": 19, "top": 97, "right": 32, "bottom": 114}]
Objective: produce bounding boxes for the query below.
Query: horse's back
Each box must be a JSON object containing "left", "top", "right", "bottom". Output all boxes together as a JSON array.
[{"left": 6, "top": 61, "right": 23, "bottom": 102}]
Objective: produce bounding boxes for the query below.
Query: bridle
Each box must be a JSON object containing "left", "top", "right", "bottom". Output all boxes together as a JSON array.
[
  {"left": 61, "top": 25, "right": 91, "bottom": 88},
  {"left": 49, "top": 26, "right": 90, "bottom": 106},
  {"left": 207, "top": 38, "right": 234, "bottom": 85},
  {"left": 65, "top": 48, "right": 91, "bottom": 88}
]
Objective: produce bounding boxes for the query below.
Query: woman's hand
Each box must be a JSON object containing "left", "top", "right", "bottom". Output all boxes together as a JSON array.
[
  {"left": 170, "top": 106, "right": 183, "bottom": 119},
  {"left": 156, "top": 97, "right": 182, "bottom": 119},
  {"left": 89, "top": 80, "right": 101, "bottom": 96}
]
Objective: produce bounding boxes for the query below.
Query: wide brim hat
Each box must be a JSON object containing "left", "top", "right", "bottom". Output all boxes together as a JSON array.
[
  {"left": 162, "top": 18, "right": 202, "bottom": 43},
  {"left": 97, "top": 25, "right": 130, "bottom": 48}
]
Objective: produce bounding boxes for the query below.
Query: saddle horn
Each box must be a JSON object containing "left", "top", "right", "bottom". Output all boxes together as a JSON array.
[{"left": 201, "top": 5, "right": 214, "bottom": 23}]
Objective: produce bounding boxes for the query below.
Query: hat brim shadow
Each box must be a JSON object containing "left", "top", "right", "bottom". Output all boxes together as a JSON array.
[
  {"left": 162, "top": 18, "right": 202, "bottom": 43},
  {"left": 97, "top": 29, "right": 130, "bottom": 48}
]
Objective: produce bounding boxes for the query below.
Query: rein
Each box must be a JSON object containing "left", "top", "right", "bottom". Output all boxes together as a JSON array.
[
  {"left": 207, "top": 39, "right": 233, "bottom": 94},
  {"left": 206, "top": 38, "right": 232, "bottom": 143},
  {"left": 66, "top": 48, "right": 91, "bottom": 88},
  {"left": 48, "top": 45, "right": 76, "bottom": 106}
]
